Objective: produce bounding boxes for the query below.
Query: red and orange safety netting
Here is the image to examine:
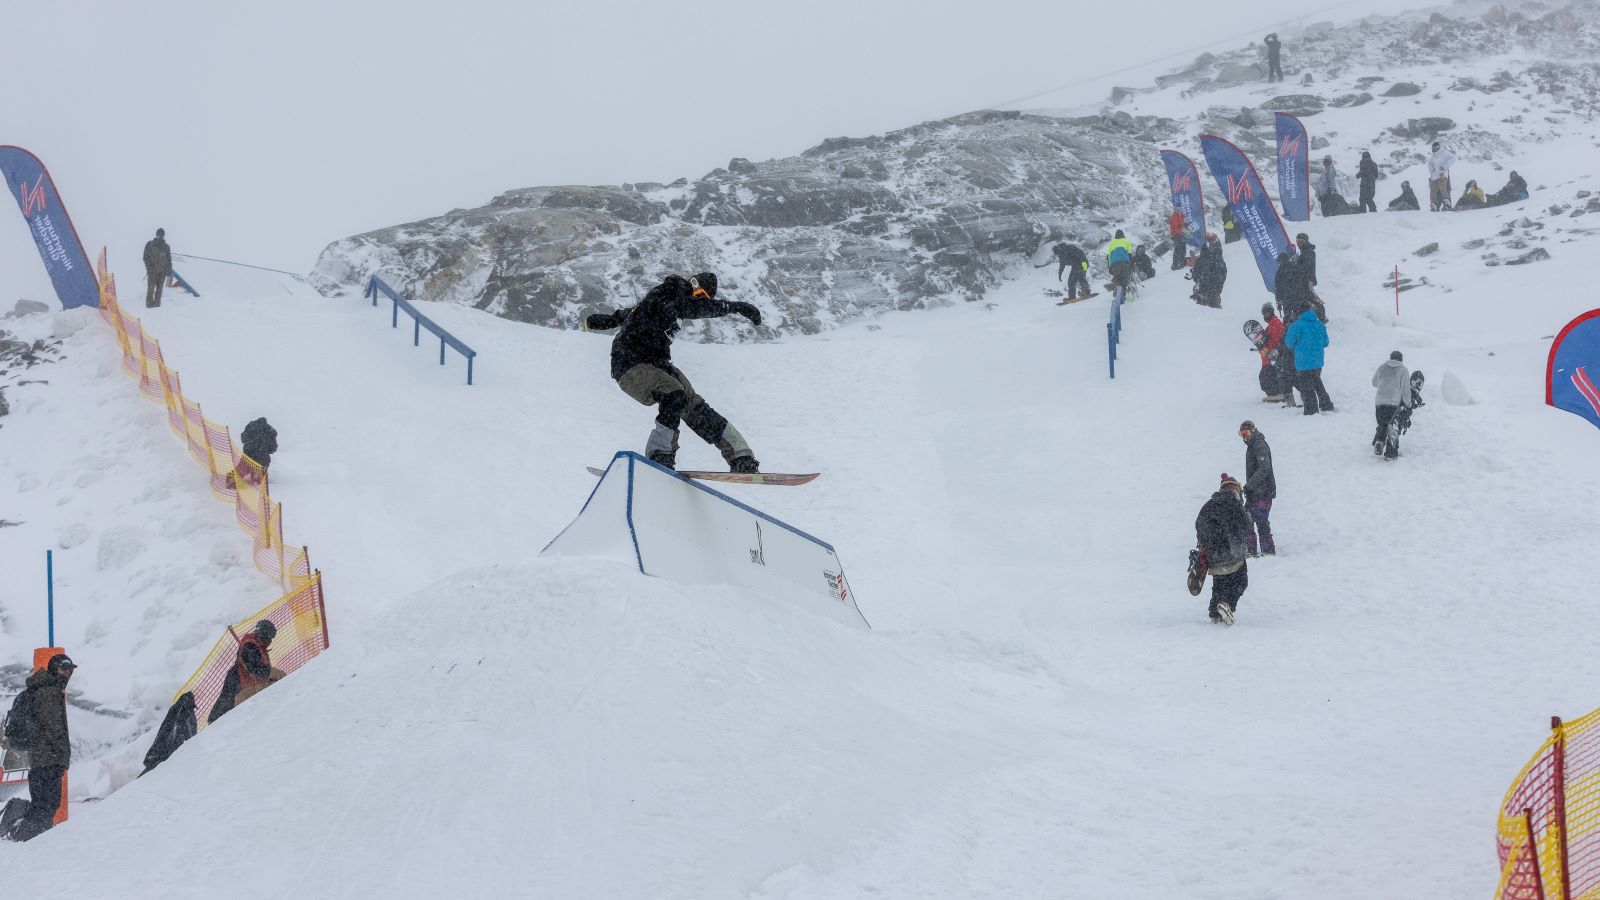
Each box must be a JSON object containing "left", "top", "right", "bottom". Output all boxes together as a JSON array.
[
  {"left": 175, "top": 574, "right": 329, "bottom": 728},
  {"left": 1495, "top": 708, "right": 1600, "bottom": 899},
  {"left": 93, "top": 250, "right": 331, "bottom": 716}
]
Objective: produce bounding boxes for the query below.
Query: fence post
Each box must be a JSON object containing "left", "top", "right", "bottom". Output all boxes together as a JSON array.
[
  {"left": 1553, "top": 716, "right": 1573, "bottom": 900},
  {"left": 276, "top": 502, "right": 288, "bottom": 590},
  {"left": 1525, "top": 807, "right": 1549, "bottom": 900},
  {"left": 413, "top": 318, "right": 420, "bottom": 347}
]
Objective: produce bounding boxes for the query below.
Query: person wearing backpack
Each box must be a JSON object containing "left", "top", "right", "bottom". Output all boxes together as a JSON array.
[{"left": 3, "top": 653, "right": 76, "bottom": 842}]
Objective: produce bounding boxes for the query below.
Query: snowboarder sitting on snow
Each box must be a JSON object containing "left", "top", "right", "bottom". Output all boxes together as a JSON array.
[
  {"left": 584, "top": 273, "right": 763, "bottom": 472},
  {"left": 1372, "top": 350, "right": 1415, "bottom": 460},
  {"left": 1454, "top": 180, "right": 1487, "bottom": 211},
  {"left": 1105, "top": 231, "right": 1135, "bottom": 293},
  {"left": 1036, "top": 242, "right": 1090, "bottom": 298},
  {"left": 1195, "top": 474, "right": 1253, "bottom": 625},
  {"left": 1133, "top": 245, "right": 1157, "bottom": 281},
  {"left": 1488, "top": 171, "right": 1528, "bottom": 207},
  {"left": 1190, "top": 234, "right": 1226, "bottom": 308},
  {"left": 1388, "top": 181, "right": 1421, "bottom": 212},
  {"left": 207, "top": 620, "right": 285, "bottom": 724}
]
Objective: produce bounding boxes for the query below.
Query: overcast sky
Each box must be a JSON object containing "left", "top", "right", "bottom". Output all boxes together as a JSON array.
[{"left": 4, "top": 0, "right": 1418, "bottom": 302}]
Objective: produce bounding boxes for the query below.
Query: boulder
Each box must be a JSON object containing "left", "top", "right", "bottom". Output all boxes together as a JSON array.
[
  {"left": 7, "top": 299, "right": 48, "bottom": 317},
  {"left": 1503, "top": 247, "right": 1551, "bottom": 265},
  {"left": 1261, "top": 94, "right": 1325, "bottom": 116},
  {"left": 1389, "top": 117, "right": 1456, "bottom": 139},
  {"left": 1330, "top": 92, "right": 1373, "bottom": 108},
  {"left": 1441, "top": 371, "right": 1475, "bottom": 405},
  {"left": 726, "top": 158, "right": 758, "bottom": 175},
  {"left": 1212, "top": 62, "right": 1264, "bottom": 86},
  {"left": 1414, "top": 242, "right": 1440, "bottom": 257},
  {"left": 1382, "top": 82, "right": 1423, "bottom": 97}
]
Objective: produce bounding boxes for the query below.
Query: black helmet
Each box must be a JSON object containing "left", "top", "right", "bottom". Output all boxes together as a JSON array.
[
  {"left": 156, "top": 228, "right": 165, "bottom": 238},
  {"left": 1114, "top": 229, "right": 1125, "bottom": 239},
  {"left": 253, "top": 619, "right": 278, "bottom": 643},
  {"left": 689, "top": 272, "right": 718, "bottom": 299},
  {"left": 1262, "top": 303, "right": 1275, "bottom": 317}
]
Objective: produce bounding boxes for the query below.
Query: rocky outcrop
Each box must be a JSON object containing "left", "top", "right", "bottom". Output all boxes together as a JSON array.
[{"left": 312, "top": 110, "right": 1173, "bottom": 336}]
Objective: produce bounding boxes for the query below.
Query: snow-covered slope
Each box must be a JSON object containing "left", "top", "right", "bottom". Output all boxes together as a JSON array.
[{"left": 5, "top": 9, "right": 1600, "bottom": 897}]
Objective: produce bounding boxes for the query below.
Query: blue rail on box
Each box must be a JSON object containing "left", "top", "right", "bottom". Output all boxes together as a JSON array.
[{"left": 363, "top": 276, "right": 477, "bottom": 385}]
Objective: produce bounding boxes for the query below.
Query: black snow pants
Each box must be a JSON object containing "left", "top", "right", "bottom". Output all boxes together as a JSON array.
[
  {"left": 1359, "top": 182, "right": 1377, "bottom": 213},
  {"left": 1297, "top": 368, "right": 1334, "bottom": 415},
  {"left": 8, "top": 765, "right": 65, "bottom": 842},
  {"left": 1374, "top": 404, "right": 1401, "bottom": 458},
  {"left": 1066, "top": 266, "right": 1090, "bottom": 298},
  {"left": 1210, "top": 566, "right": 1248, "bottom": 620}
]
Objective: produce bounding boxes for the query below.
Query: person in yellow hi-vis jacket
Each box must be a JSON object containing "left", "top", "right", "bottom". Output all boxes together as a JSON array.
[{"left": 1105, "top": 230, "right": 1135, "bottom": 292}]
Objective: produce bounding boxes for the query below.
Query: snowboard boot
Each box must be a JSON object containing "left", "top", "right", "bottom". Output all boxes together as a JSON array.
[
  {"left": 714, "top": 425, "right": 759, "bottom": 474},
  {"left": 1216, "top": 603, "right": 1235, "bottom": 626},
  {"left": 1373, "top": 441, "right": 1384, "bottom": 456},
  {"left": 646, "top": 423, "right": 680, "bottom": 470}
]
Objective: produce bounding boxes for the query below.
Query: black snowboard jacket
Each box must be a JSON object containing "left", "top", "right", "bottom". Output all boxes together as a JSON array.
[
  {"left": 585, "top": 276, "right": 757, "bottom": 379},
  {"left": 1243, "top": 430, "right": 1276, "bottom": 500},
  {"left": 1357, "top": 158, "right": 1380, "bottom": 187},
  {"left": 141, "top": 692, "right": 197, "bottom": 774},
  {"left": 1052, "top": 243, "right": 1087, "bottom": 267},
  {"left": 18, "top": 668, "right": 71, "bottom": 770},
  {"left": 1296, "top": 243, "right": 1318, "bottom": 286},
  {"left": 1196, "top": 491, "right": 1253, "bottom": 573}
]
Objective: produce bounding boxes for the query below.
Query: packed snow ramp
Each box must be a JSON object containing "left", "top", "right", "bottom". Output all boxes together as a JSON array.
[{"left": 543, "top": 452, "right": 868, "bottom": 629}]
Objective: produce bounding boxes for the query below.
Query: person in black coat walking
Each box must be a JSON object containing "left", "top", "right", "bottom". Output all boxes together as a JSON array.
[
  {"left": 1356, "top": 152, "right": 1380, "bottom": 213},
  {"left": 1238, "top": 421, "right": 1276, "bottom": 555},
  {"left": 1273, "top": 253, "right": 1312, "bottom": 319},
  {"left": 585, "top": 273, "right": 763, "bottom": 472},
  {"left": 5, "top": 654, "right": 76, "bottom": 842},
  {"left": 1196, "top": 475, "right": 1253, "bottom": 625},
  {"left": 1264, "top": 33, "right": 1283, "bottom": 82}
]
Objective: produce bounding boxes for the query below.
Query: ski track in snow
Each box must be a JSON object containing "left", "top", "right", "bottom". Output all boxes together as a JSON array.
[{"left": 5, "top": 25, "right": 1600, "bottom": 900}]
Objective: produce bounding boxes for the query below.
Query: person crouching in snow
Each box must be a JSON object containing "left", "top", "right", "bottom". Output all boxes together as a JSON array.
[
  {"left": 584, "top": 273, "right": 763, "bottom": 472},
  {"left": 1195, "top": 474, "right": 1253, "bottom": 625}
]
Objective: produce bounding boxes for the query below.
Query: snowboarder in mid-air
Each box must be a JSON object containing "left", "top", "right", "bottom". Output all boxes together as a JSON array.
[{"left": 584, "top": 273, "right": 763, "bottom": 473}]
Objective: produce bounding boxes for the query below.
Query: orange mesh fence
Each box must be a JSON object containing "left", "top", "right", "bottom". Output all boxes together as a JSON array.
[
  {"left": 173, "top": 574, "right": 330, "bottom": 729},
  {"left": 94, "top": 249, "right": 314, "bottom": 594},
  {"left": 1496, "top": 708, "right": 1600, "bottom": 899}
]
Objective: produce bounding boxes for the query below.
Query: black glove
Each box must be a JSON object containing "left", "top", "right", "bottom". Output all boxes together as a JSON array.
[{"left": 731, "top": 301, "right": 761, "bottom": 326}]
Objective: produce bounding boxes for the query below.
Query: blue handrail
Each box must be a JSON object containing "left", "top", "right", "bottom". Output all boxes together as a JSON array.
[
  {"left": 169, "top": 270, "right": 200, "bottom": 297},
  {"left": 1107, "top": 284, "right": 1125, "bottom": 379},
  {"left": 363, "top": 276, "right": 478, "bottom": 385}
]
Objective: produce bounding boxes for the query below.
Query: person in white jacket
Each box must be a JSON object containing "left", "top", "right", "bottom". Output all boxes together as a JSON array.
[
  {"left": 1427, "top": 142, "right": 1457, "bottom": 211},
  {"left": 1372, "top": 351, "right": 1414, "bottom": 459}
]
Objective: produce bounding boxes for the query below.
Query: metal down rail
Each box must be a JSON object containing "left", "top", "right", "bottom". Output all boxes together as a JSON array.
[{"left": 363, "top": 276, "right": 477, "bottom": 385}]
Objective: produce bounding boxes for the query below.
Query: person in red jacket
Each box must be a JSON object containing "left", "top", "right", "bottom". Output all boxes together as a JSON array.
[
  {"left": 206, "top": 620, "right": 284, "bottom": 723},
  {"left": 1168, "top": 209, "right": 1187, "bottom": 270},
  {"left": 1258, "top": 304, "right": 1296, "bottom": 405}
]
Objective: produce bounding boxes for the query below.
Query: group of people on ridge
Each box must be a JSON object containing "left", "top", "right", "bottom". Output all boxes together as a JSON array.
[{"left": 1310, "top": 143, "right": 1529, "bottom": 214}]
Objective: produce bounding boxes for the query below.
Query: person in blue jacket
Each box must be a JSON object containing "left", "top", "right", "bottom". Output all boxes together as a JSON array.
[{"left": 1283, "top": 306, "right": 1334, "bottom": 415}]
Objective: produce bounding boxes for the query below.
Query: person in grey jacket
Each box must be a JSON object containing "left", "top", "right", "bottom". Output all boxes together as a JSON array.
[{"left": 1372, "top": 350, "right": 1414, "bottom": 460}]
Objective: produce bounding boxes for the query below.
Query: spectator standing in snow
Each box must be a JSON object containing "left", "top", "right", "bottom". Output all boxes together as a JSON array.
[
  {"left": 1258, "top": 304, "right": 1294, "bottom": 405},
  {"left": 1273, "top": 252, "right": 1312, "bottom": 320},
  {"left": 1488, "top": 171, "right": 1529, "bottom": 207},
  {"left": 1133, "top": 245, "right": 1157, "bottom": 281},
  {"left": 1284, "top": 304, "right": 1334, "bottom": 415},
  {"left": 1239, "top": 421, "right": 1276, "bottom": 556},
  {"left": 1168, "top": 209, "right": 1187, "bottom": 269},
  {"left": 143, "top": 228, "right": 172, "bottom": 309},
  {"left": 1222, "top": 205, "right": 1242, "bottom": 243},
  {"left": 3, "top": 654, "right": 76, "bottom": 842},
  {"left": 1427, "top": 142, "right": 1456, "bottom": 211},
  {"left": 1315, "top": 157, "right": 1345, "bottom": 217},
  {"left": 1196, "top": 474, "right": 1253, "bottom": 625},
  {"left": 1190, "top": 234, "right": 1226, "bottom": 308},
  {"left": 207, "top": 620, "right": 284, "bottom": 724},
  {"left": 1372, "top": 350, "right": 1415, "bottom": 460},
  {"left": 1388, "top": 181, "right": 1421, "bottom": 211},
  {"left": 1356, "top": 151, "right": 1380, "bottom": 213},
  {"left": 1105, "top": 230, "right": 1134, "bottom": 292},
  {"left": 1264, "top": 33, "right": 1283, "bottom": 82}
]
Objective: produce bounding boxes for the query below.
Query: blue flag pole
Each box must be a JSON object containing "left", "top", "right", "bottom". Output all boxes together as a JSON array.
[{"left": 46, "top": 549, "right": 54, "bottom": 646}]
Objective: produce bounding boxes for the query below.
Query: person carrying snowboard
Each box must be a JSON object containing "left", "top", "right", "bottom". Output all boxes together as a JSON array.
[
  {"left": 1371, "top": 350, "right": 1414, "bottom": 459},
  {"left": 1258, "top": 304, "right": 1293, "bottom": 404},
  {"left": 1356, "top": 151, "right": 1380, "bottom": 213},
  {"left": 584, "top": 273, "right": 763, "bottom": 472},
  {"left": 1195, "top": 474, "right": 1253, "bottom": 625},
  {"left": 1238, "top": 421, "right": 1276, "bottom": 556}
]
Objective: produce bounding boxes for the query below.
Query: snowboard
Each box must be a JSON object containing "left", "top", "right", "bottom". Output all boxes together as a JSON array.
[
  {"left": 1045, "top": 290, "right": 1099, "bottom": 305},
  {"left": 1243, "top": 319, "right": 1268, "bottom": 351},
  {"left": 1186, "top": 549, "right": 1209, "bottom": 596},
  {"left": 1382, "top": 371, "right": 1425, "bottom": 459},
  {"left": 588, "top": 466, "right": 819, "bottom": 486}
]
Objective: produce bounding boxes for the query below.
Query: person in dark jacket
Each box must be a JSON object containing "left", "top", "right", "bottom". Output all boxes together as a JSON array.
[
  {"left": 1488, "top": 171, "right": 1528, "bottom": 207},
  {"left": 1284, "top": 306, "right": 1334, "bottom": 414},
  {"left": 226, "top": 417, "right": 278, "bottom": 490},
  {"left": 1195, "top": 474, "right": 1253, "bottom": 624},
  {"left": 1264, "top": 33, "right": 1283, "bottom": 82},
  {"left": 1294, "top": 233, "right": 1318, "bottom": 289},
  {"left": 141, "top": 692, "right": 197, "bottom": 775},
  {"left": 1238, "top": 421, "right": 1276, "bottom": 555},
  {"left": 1273, "top": 253, "right": 1312, "bottom": 320},
  {"left": 584, "top": 273, "right": 763, "bottom": 472},
  {"left": 1388, "top": 181, "right": 1421, "bottom": 211},
  {"left": 1221, "top": 205, "right": 1242, "bottom": 243},
  {"left": 6, "top": 654, "right": 76, "bottom": 842},
  {"left": 1037, "top": 242, "right": 1090, "bottom": 297},
  {"left": 143, "top": 228, "right": 172, "bottom": 309},
  {"left": 207, "top": 620, "right": 283, "bottom": 724},
  {"left": 1356, "top": 151, "right": 1380, "bottom": 213},
  {"left": 1132, "top": 245, "right": 1157, "bottom": 281},
  {"left": 1258, "top": 305, "right": 1294, "bottom": 405},
  {"left": 1190, "top": 234, "right": 1227, "bottom": 308}
]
